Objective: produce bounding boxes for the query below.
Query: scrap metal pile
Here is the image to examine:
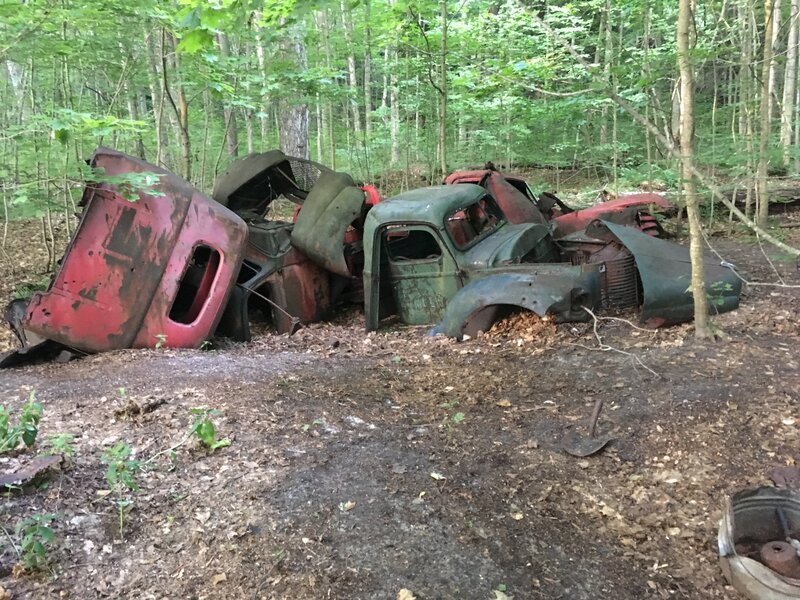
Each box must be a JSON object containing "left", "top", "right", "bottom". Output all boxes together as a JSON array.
[{"left": 1, "top": 147, "right": 742, "bottom": 366}]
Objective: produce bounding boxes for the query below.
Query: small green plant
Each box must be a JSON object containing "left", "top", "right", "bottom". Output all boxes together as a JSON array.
[
  {"left": 154, "top": 334, "right": 168, "bottom": 350},
  {"left": 101, "top": 442, "right": 141, "bottom": 539},
  {"left": 0, "top": 392, "right": 44, "bottom": 454},
  {"left": 42, "top": 433, "right": 76, "bottom": 458},
  {"left": 707, "top": 281, "right": 735, "bottom": 308},
  {"left": 451, "top": 412, "right": 466, "bottom": 425},
  {"left": 15, "top": 513, "right": 57, "bottom": 571},
  {"left": 101, "top": 442, "right": 141, "bottom": 492},
  {"left": 199, "top": 340, "right": 213, "bottom": 351},
  {"left": 301, "top": 418, "right": 325, "bottom": 433},
  {"left": 13, "top": 274, "right": 52, "bottom": 299},
  {"left": 190, "top": 408, "right": 231, "bottom": 450}
]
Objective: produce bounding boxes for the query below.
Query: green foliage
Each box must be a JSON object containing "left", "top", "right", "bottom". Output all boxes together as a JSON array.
[
  {"left": 82, "top": 165, "right": 166, "bottom": 202},
  {"left": 43, "top": 433, "right": 76, "bottom": 458},
  {"left": 154, "top": 334, "right": 168, "bottom": 350},
  {"left": 190, "top": 408, "right": 231, "bottom": 450},
  {"left": 1, "top": 0, "right": 796, "bottom": 223},
  {"left": 0, "top": 392, "right": 44, "bottom": 454},
  {"left": 707, "top": 281, "right": 735, "bottom": 307},
  {"left": 15, "top": 513, "right": 57, "bottom": 571},
  {"left": 13, "top": 274, "right": 52, "bottom": 300},
  {"left": 101, "top": 442, "right": 141, "bottom": 492},
  {"left": 101, "top": 442, "right": 141, "bottom": 539}
]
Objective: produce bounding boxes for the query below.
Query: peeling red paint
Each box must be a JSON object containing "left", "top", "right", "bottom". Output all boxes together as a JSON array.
[{"left": 23, "top": 148, "right": 247, "bottom": 353}]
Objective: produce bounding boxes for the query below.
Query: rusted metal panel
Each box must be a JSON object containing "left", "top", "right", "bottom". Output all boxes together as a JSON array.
[
  {"left": 596, "top": 221, "right": 741, "bottom": 326},
  {"left": 429, "top": 270, "right": 601, "bottom": 340},
  {"left": 719, "top": 487, "right": 800, "bottom": 599},
  {"left": 212, "top": 151, "right": 331, "bottom": 215},
  {"left": 23, "top": 148, "right": 247, "bottom": 353},
  {"left": 217, "top": 221, "right": 331, "bottom": 340},
  {"left": 551, "top": 192, "right": 673, "bottom": 237},
  {"left": 445, "top": 169, "right": 674, "bottom": 238},
  {"left": 291, "top": 171, "right": 366, "bottom": 277}
]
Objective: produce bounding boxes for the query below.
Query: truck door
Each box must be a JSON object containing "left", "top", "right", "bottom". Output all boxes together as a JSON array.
[{"left": 382, "top": 225, "right": 463, "bottom": 325}]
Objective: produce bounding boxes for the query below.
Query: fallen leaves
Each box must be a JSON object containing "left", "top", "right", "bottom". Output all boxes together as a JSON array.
[
  {"left": 397, "top": 589, "right": 416, "bottom": 600},
  {"left": 338, "top": 500, "right": 356, "bottom": 512},
  {"left": 210, "top": 573, "right": 227, "bottom": 586}
]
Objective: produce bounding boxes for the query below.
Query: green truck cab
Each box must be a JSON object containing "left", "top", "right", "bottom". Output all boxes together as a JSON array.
[{"left": 362, "top": 184, "right": 741, "bottom": 338}]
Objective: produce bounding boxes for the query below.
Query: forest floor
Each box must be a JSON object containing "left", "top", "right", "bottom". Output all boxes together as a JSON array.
[{"left": 0, "top": 207, "right": 799, "bottom": 600}]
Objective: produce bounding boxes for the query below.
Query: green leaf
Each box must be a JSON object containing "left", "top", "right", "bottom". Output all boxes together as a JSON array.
[
  {"left": 177, "top": 29, "right": 214, "bottom": 54},
  {"left": 54, "top": 128, "right": 70, "bottom": 145}
]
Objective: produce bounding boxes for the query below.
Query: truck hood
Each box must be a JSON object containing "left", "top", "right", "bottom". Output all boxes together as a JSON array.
[{"left": 460, "top": 222, "right": 559, "bottom": 270}]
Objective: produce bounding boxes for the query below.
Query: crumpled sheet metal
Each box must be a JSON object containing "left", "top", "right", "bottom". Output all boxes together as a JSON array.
[
  {"left": 596, "top": 221, "right": 742, "bottom": 326},
  {"left": 291, "top": 171, "right": 365, "bottom": 277},
  {"left": 22, "top": 148, "right": 248, "bottom": 353},
  {"left": 429, "top": 269, "right": 601, "bottom": 340},
  {"left": 719, "top": 486, "right": 800, "bottom": 599}
]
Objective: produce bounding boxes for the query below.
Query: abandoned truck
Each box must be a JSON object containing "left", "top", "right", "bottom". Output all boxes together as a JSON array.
[
  {"left": 1, "top": 148, "right": 742, "bottom": 366},
  {"left": 444, "top": 168, "right": 674, "bottom": 238},
  {"left": 360, "top": 183, "right": 740, "bottom": 339}
]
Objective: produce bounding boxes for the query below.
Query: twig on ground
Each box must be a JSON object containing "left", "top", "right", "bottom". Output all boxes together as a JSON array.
[
  {"left": 755, "top": 233, "right": 786, "bottom": 284},
  {"left": 0, "top": 524, "right": 20, "bottom": 559},
  {"left": 700, "top": 227, "right": 800, "bottom": 288},
  {"left": 576, "top": 307, "right": 661, "bottom": 378},
  {"left": 144, "top": 431, "right": 194, "bottom": 466}
]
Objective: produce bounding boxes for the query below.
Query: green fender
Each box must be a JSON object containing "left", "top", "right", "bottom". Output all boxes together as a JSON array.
[
  {"left": 429, "top": 271, "right": 601, "bottom": 340},
  {"left": 597, "top": 221, "right": 742, "bottom": 325}
]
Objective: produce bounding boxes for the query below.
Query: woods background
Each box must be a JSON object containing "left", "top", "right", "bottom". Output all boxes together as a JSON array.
[{"left": 1, "top": 0, "right": 797, "bottom": 232}]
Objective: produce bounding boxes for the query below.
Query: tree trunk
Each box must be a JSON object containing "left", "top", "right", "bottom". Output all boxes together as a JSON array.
[
  {"left": 781, "top": 0, "right": 799, "bottom": 168},
  {"left": 279, "top": 23, "right": 309, "bottom": 158},
  {"left": 438, "top": 0, "right": 448, "bottom": 177},
  {"left": 341, "top": 0, "right": 362, "bottom": 137},
  {"left": 677, "top": 0, "right": 713, "bottom": 339},
  {"left": 757, "top": 0, "right": 776, "bottom": 227},
  {"left": 216, "top": 33, "right": 239, "bottom": 159},
  {"left": 769, "top": 0, "right": 783, "bottom": 119},
  {"left": 600, "top": 4, "right": 612, "bottom": 146},
  {"left": 316, "top": 9, "right": 336, "bottom": 168},
  {"left": 145, "top": 27, "right": 168, "bottom": 168},
  {"left": 163, "top": 30, "right": 191, "bottom": 181},
  {"left": 363, "top": 0, "right": 373, "bottom": 143}
]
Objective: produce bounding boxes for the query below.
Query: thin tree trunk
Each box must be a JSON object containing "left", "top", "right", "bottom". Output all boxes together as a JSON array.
[
  {"left": 162, "top": 30, "right": 191, "bottom": 180},
  {"left": 438, "top": 0, "right": 448, "bottom": 177},
  {"left": 316, "top": 9, "right": 336, "bottom": 168},
  {"left": 253, "top": 13, "right": 270, "bottom": 150},
  {"left": 389, "top": 0, "right": 400, "bottom": 166},
  {"left": 278, "top": 23, "right": 309, "bottom": 158},
  {"left": 781, "top": 0, "right": 799, "bottom": 168},
  {"left": 363, "top": 0, "right": 372, "bottom": 143},
  {"left": 217, "top": 33, "right": 239, "bottom": 159},
  {"left": 677, "top": 0, "right": 711, "bottom": 338},
  {"left": 341, "top": 0, "right": 362, "bottom": 137},
  {"left": 316, "top": 93, "right": 324, "bottom": 163},
  {"left": 145, "top": 27, "right": 168, "bottom": 168},
  {"left": 769, "top": 0, "right": 783, "bottom": 119},
  {"left": 757, "top": 0, "right": 776, "bottom": 227},
  {"left": 600, "top": 4, "right": 612, "bottom": 145}
]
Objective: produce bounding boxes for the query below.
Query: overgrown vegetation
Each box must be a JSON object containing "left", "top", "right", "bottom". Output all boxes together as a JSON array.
[
  {"left": 2, "top": 0, "right": 799, "bottom": 225},
  {"left": 0, "top": 392, "right": 43, "bottom": 454},
  {"left": 101, "top": 442, "right": 142, "bottom": 539},
  {"left": 14, "top": 513, "right": 58, "bottom": 571},
  {"left": 189, "top": 408, "right": 231, "bottom": 450}
]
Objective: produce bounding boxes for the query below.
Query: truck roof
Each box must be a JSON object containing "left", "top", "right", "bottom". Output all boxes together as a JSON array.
[{"left": 365, "top": 184, "right": 486, "bottom": 231}]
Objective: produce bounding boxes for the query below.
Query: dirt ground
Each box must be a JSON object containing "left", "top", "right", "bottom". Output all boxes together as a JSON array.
[{"left": 1, "top": 213, "right": 799, "bottom": 600}]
